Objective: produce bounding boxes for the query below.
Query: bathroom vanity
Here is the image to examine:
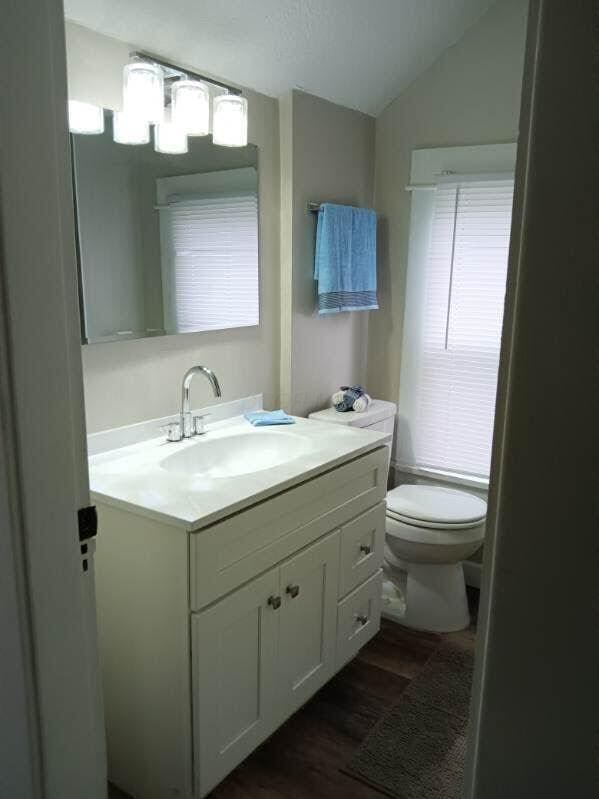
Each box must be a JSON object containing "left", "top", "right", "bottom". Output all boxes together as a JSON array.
[{"left": 90, "top": 401, "right": 388, "bottom": 798}]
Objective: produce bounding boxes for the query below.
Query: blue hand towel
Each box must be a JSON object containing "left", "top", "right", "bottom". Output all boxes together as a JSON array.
[
  {"left": 244, "top": 410, "right": 295, "bottom": 426},
  {"left": 314, "top": 203, "right": 378, "bottom": 315}
]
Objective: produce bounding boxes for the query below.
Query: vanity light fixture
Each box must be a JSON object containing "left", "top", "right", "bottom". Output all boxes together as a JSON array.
[
  {"left": 171, "top": 79, "right": 210, "bottom": 136},
  {"left": 69, "top": 52, "right": 248, "bottom": 150},
  {"left": 212, "top": 93, "right": 248, "bottom": 147},
  {"left": 154, "top": 107, "right": 188, "bottom": 154},
  {"left": 123, "top": 60, "right": 164, "bottom": 123},
  {"left": 68, "top": 100, "right": 104, "bottom": 134},
  {"left": 113, "top": 111, "right": 150, "bottom": 145}
]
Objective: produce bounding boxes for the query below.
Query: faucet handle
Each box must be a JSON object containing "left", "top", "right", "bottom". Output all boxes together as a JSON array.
[
  {"left": 161, "top": 421, "right": 182, "bottom": 442},
  {"left": 192, "top": 414, "right": 211, "bottom": 436}
]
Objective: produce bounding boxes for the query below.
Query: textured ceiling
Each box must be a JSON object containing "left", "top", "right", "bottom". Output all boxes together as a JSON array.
[{"left": 64, "top": 0, "right": 496, "bottom": 115}]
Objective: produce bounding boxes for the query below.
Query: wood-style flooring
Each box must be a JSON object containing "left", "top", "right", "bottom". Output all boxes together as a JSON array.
[{"left": 109, "top": 590, "right": 478, "bottom": 799}]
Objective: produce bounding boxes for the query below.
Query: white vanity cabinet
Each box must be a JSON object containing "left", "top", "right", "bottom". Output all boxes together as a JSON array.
[{"left": 94, "top": 446, "right": 387, "bottom": 799}]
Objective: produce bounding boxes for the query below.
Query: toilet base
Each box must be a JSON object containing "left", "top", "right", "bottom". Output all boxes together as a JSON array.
[{"left": 382, "top": 561, "right": 470, "bottom": 633}]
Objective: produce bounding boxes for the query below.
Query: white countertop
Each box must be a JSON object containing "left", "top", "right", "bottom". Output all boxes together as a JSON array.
[{"left": 89, "top": 414, "right": 387, "bottom": 531}]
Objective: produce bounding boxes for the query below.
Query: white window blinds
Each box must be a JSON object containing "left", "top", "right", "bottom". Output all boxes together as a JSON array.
[
  {"left": 159, "top": 185, "right": 259, "bottom": 334},
  {"left": 400, "top": 176, "right": 514, "bottom": 479}
]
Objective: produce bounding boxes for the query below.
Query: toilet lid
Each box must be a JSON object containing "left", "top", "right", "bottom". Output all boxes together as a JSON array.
[{"left": 386, "top": 484, "right": 487, "bottom": 526}]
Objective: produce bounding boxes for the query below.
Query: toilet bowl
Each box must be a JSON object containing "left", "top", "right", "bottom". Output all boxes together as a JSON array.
[{"left": 383, "top": 484, "right": 486, "bottom": 632}]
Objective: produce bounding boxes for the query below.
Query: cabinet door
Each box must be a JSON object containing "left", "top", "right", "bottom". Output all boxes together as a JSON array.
[
  {"left": 278, "top": 531, "right": 340, "bottom": 719},
  {"left": 192, "top": 567, "right": 280, "bottom": 797}
]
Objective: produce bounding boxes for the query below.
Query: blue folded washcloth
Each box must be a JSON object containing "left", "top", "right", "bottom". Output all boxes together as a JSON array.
[
  {"left": 314, "top": 203, "right": 378, "bottom": 315},
  {"left": 244, "top": 410, "right": 295, "bottom": 426}
]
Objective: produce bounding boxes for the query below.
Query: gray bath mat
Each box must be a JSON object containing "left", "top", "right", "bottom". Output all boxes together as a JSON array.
[{"left": 343, "top": 644, "right": 474, "bottom": 798}]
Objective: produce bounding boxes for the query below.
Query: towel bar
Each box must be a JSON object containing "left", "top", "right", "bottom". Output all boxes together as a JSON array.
[{"left": 308, "top": 202, "right": 362, "bottom": 212}]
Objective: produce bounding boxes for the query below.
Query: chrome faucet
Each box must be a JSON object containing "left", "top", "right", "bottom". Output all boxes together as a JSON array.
[
  {"left": 162, "top": 365, "right": 222, "bottom": 442},
  {"left": 179, "top": 365, "right": 222, "bottom": 438}
]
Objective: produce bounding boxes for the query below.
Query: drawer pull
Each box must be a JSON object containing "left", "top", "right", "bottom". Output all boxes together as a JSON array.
[
  {"left": 356, "top": 614, "right": 369, "bottom": 626},
  {"left": 286, "top": 584, "right": 300, "bottom": 599},
  {"left": 359, "top": 544, "right": 372, "bottom": 555},
  {"left": 268, "top": 595, "right": 281, "bottom": 610}
]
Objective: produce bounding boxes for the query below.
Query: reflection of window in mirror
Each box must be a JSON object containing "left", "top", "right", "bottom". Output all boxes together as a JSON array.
[{"left": 157, "top": 168, "right": 259, "bottom": 334}]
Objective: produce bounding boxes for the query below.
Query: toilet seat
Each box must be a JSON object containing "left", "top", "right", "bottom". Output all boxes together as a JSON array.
[
  {"left": 386, "top": 513, "right": 485, "bottom": 546},
  {"left": 386, "top": 484, "right": 486, "bottom": 528},
  {"left": 386, "top": 509, "right": 484, "bottom": 530}
]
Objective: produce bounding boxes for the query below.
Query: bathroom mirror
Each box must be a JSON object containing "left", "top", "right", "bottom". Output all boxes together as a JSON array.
[{"left": 71, "top": 111, "right": 259, "bottom": 344}]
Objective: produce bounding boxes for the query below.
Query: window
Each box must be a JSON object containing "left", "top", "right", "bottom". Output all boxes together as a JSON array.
[
  {"left": 158, "top": 168, "right": 259, "bottom": 334},
  {"left": 398, "top": 175, "right": 514, "bottom": 479}
]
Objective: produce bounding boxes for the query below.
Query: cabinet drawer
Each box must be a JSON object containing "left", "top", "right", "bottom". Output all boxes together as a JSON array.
[
  {"left": 190, "top": 447, "right": 388, "bottom": 610},
  {"left": 336, "top": 570, "right": 382, "bottom": 669},
  {"left": 339, "top": 502, "right": 385, "bottom": 598}
]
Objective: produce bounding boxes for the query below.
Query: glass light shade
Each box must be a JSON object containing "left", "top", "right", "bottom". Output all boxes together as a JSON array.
[
  {"left": 68, "top": 101, "right": 104, "bottom": 134},
  {"left": 123, "top": 61, "right": 164, "bottom": 123},
  {"left": 154, "top": 108, "right": 188, "bottom": 154},
  {"left": 212, "top": 94, "right": 248, "bottom": 147},
  {"left": 171, "top": 79, "right": 210, "bottom": 136},
  {"left": 112, "top": 111, "right": 150, "bottom": 145}
]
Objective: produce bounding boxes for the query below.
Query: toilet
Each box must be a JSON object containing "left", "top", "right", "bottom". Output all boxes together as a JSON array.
[
  {"left": 308, "top": 399, "right": 486, "bottom": 632},
  {"left": 384, "top": 483, "right": 485, "bottom": 631}
]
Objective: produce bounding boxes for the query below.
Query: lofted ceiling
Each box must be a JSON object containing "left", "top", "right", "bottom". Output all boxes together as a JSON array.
[{"left": 63, "top": 0, "right": 496, "bottom": 116}]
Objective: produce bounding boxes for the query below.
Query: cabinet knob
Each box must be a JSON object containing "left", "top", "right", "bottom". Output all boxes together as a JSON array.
[
  {"left": 286, "top": 584, "right": 300, "bottom": 599},
  {"left": 267, "top": 595, "right": 281, "bottom": 610},
  {"left": 356, "top": 614, "right": 369, "bottom": 626},
  {"left": 359, "top": 544, "right": 372, "bottom": 555}
]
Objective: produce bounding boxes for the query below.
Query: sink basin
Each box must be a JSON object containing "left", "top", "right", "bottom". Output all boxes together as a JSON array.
[{"left": 160, "top": 430, "right": 314, "bottom": 479}]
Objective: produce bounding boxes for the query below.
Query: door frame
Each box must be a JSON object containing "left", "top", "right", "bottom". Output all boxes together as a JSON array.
[
  {"left": 0, "top": 0, "right": 106, "bottom": 796},
  {"left": 465, "top": 1, "right": 597, "bottom": 795}
]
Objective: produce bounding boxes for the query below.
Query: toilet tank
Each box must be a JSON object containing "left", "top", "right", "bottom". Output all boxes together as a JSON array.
[{"left": 308, "top": 399, "right": 397, "bottom": 466}]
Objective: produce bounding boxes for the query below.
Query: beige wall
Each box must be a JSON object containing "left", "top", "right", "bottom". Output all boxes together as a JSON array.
[
  {"left": 65, "top": 22, "right": 128, "bottom": 111},
  {"left": 367, "top": 0, "right": 528, "bottom": 403},
  {"left": 280, "top": 90, "right": 375, "bottom": 416},
  {"left": 65, "top": 23, "right": 280, "bottom": 432}
]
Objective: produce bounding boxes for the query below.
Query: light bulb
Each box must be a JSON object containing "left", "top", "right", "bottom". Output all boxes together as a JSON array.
[
  {"left": 171, "top": 79, "right": 210, "bottom": 136},
  {"left": 212, "top": 94, "right": 248, "bottom": 147},
  {"left": 113, "top": 111, "right": 150, "bottom": 145},
  {"left": 68, "top": 101, "right": 104, "bottom": 134},
  {"left": 123, "top": 61, "right": 164, "bottom": 124},
  {"left": 154, "top": 108, "right": 188, "bottom": 154}
]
